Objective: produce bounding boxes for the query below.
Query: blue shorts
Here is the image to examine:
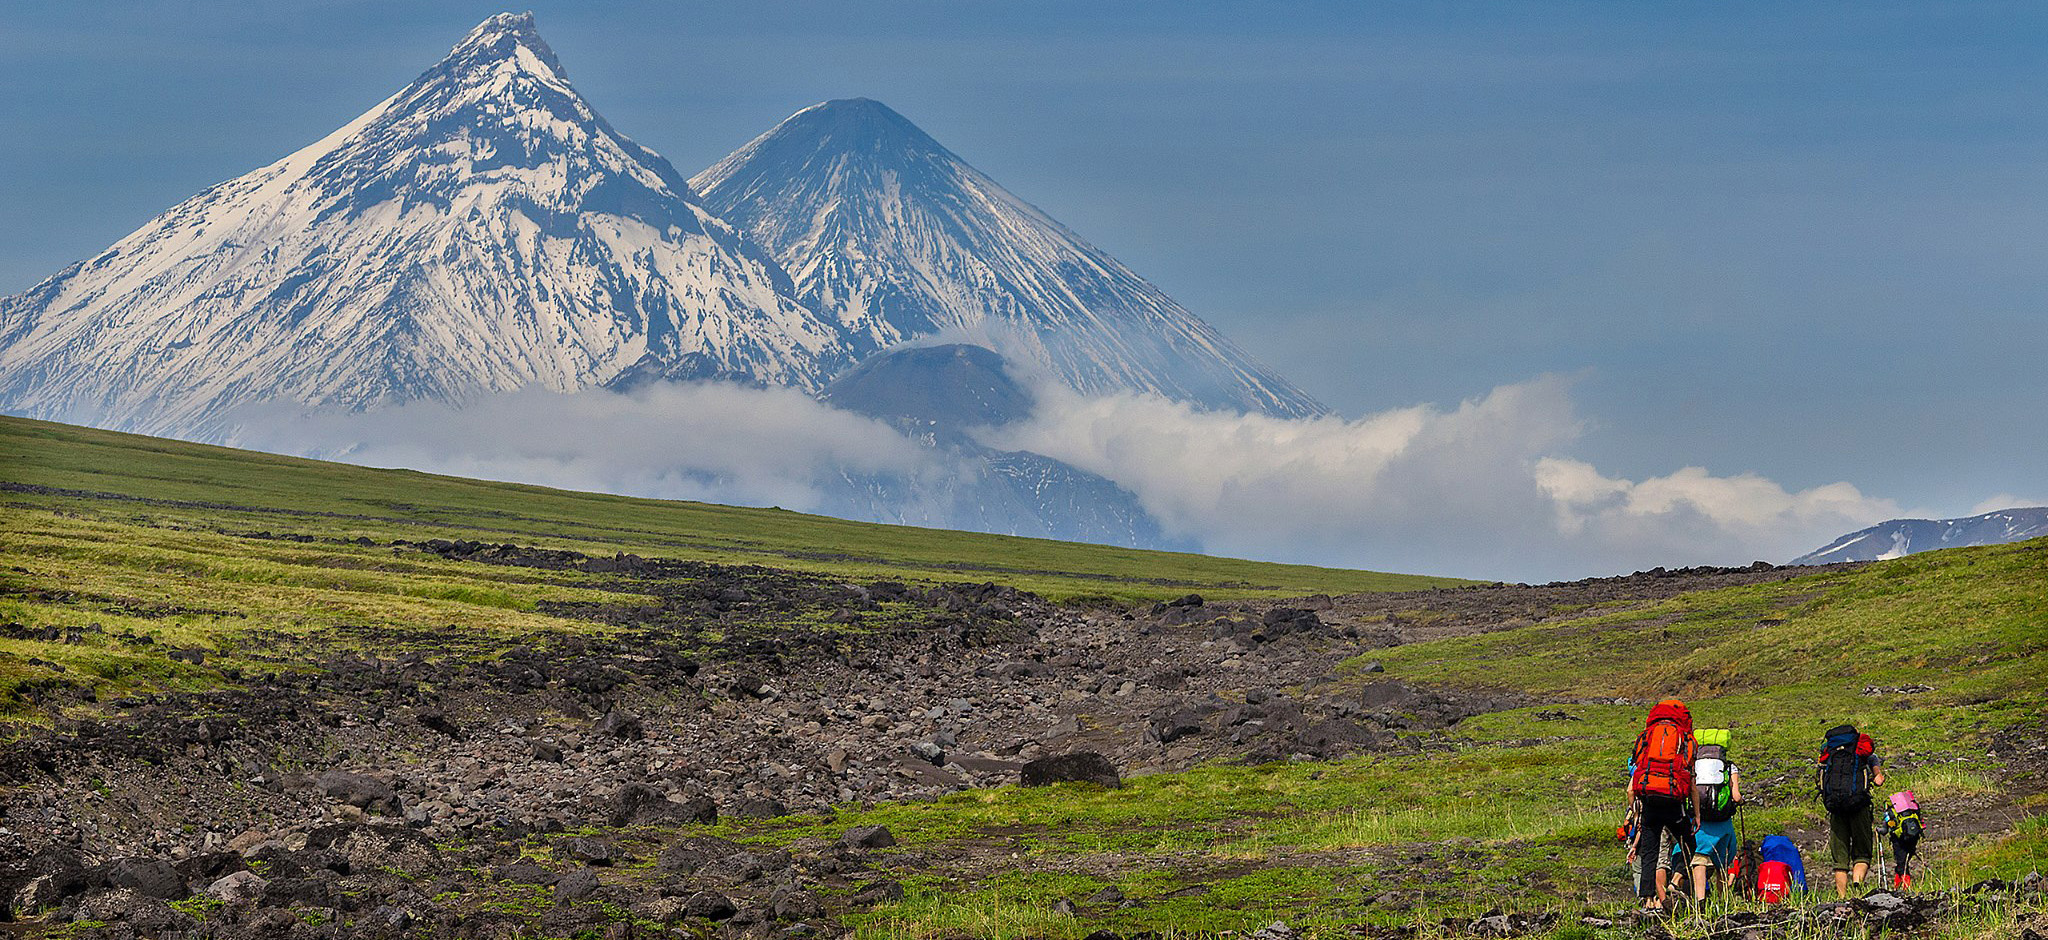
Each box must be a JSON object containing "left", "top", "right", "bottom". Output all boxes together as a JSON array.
[{"left": 1692, "top": 819, "right": 1736, "bottom": 866}]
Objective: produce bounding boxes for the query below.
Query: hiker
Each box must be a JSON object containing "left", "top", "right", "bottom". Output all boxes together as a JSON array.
[
  {"left": 1689, "top": 728, "right": 1742, "bottom": 900},
  {"left": 1756, "top": 833, "right": 1809, "bottom": 903},
  {"left": 1628, "top": 699, "right": 1696, "bottom": 913},
  {"left": 1817, "top": 723, "right": 1885, "bottom": 897},
  {"left": 1884, "top": 790, "right": 1924, "bottom": 889}
]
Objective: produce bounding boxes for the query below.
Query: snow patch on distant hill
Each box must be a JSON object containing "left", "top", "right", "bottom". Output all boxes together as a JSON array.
[{"left": 1790, "top": 507, "right": 2048, "bottom": 565}]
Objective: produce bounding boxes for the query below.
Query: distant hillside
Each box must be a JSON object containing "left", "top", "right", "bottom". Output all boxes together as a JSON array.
[
  {"left": 1792, "top": 506, "right": 2048, "bottom": 565},
  {"left": 0, "top": 414, "right": 1469, "bottom": 602}
]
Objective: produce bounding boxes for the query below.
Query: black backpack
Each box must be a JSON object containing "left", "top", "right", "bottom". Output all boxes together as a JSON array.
[{"left": 1819, "top": 724, "right": 1870, "bottom": 813}]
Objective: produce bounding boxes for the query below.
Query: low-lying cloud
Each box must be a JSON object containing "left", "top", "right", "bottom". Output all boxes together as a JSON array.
[
  {"left": 221, "top": 373, "right": 1909, "bottom": 583},
  {"left": 226, "top": 382, "right": 952, "bottom": 520},
  {"left": 982, "top": 375, "right": 1902, "bottom": 580}
]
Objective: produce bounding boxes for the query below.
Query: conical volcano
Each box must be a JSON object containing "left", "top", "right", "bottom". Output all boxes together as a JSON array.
[
  {"left": 0, "top": 13, "right": 849, "bottom": 438},
  {"left": 693, "top": 98, "right": 1326, "bottom": 418}
]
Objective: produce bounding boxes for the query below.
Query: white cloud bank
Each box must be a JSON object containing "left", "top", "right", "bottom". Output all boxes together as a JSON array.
[
  {"left": 982, "top": 375, "right": 1903, "bottom": 580},
  {"left": 226, "top": 382, "right": 953, "bottom": 519},
  {"left": 1970, "top": 494, "right": 2048, "bottom": 516},
  {"left": 221, "top": 374, "right": 1912, "bottom": 583}
]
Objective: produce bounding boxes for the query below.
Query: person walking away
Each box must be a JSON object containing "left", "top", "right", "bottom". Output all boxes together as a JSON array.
[
  {"left": 1818, "top": 723, "right": 1885, "bottom": 897},
  {"left": 1630, "top": 699, "right": 1696, "bottom": 914},
  {"left": 1883, "top": 790, "right": 1924, "bottom": 889},
  {"left": 1756, "top": 834, "right": 1808, "bottom": 903},
  {"left": 1690, "top": 728, "right": 1742, "bottom": 900}
]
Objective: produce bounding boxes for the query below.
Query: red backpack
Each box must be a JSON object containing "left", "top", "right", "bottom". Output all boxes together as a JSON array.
[
  {"left": 1757, "top": 860, "right": 1794, "bottom": 903},
  {"left": 1631, "top": 699, "right": 1695, "bottom": 799}
]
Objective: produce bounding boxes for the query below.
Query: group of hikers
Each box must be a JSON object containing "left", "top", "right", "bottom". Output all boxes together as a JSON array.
[{"left": 1620, "top": 699, "right": 1925, "bottom": 915}]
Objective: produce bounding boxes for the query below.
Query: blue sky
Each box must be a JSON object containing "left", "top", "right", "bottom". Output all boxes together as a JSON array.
[{"left": 3, "top": 1, "right": 2042, "bottom": 531}]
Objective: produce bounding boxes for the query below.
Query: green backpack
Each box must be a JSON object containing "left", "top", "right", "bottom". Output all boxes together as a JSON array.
[{"left": 1694, "top": 729, "right": 1738, "bottom": 822}]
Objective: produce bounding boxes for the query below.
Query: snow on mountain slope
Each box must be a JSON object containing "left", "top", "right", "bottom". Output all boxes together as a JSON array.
[
  {"left": 0, "top": 13, "right": 848, "bottom": 438},
  {"left": 1790, "top": 507, "right": 2048, "bottom": 565},
  {"left": 692, "top": 98, "right": 1327, "bottom": 419}
]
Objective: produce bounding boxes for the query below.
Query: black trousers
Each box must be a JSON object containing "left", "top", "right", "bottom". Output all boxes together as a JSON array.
[
  {"left": 1636, "top": 794, "right": 1693, "bottom": 899},
  {"left": 1892, "top": 834, "right": 1919, "bottom": 873}
]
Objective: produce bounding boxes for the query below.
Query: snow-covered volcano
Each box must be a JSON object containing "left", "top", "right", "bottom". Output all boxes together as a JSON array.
[
  {"left": 693, "top": 98, "right": 1327, "bottom": 418},
  {"left": 0, "top": 13, "right": 847, "bottom": 438}
]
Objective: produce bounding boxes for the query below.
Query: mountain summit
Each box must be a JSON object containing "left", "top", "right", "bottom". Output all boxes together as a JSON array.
[
  {"left": 0, "top": 13, "right": 846, "bottom": 437},
  {"left": 693, "top": 98, "right": 1327, "bottom": 418}
]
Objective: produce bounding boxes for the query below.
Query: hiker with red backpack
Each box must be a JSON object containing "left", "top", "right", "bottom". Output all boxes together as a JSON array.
[
  {"left": 1817, "top": 723, "right": 1886, "bottom": 897},
  {"left": 1628, "top": 699, "right": 1697, "bottom": 914}
]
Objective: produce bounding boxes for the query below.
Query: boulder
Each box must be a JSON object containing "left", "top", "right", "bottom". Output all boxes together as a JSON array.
[
  {"left": 596, "top": 710, "right": 644, "bottom": 740},
  {"left": 850, "top": 879, "right": 905, "bottom": 906},
  {"left": 657, "top": 836, "right": 746, "bottom": 875},
  {"left": 685, "top": 889, "right": 738, "bottom": 920},
  {"left": 839, "top": 825, "right": 897, "bottom": 850},
  {"left": 730, "top": 797, "right": 789, "bottom": 820},
  {"left": 316, "top": 770, "right": 398, "bottom": 813},
  {"left": 558, "top": 837, "right": 618, "bottom": 866},
  {"left": 76, "top": 887, "right": 192, "bottom": 931},
  {"left": 204, "top": 870, "right": 268, "bottom": 906},
  {"left": 1148, "top": 708, "right": 1206, "bottom": 743},
  {"left": 1020, "top": 752, "right": 1121, "bottom": 788},
  {"left": 555, "top": 868, "right": 600, "bottom": 902},
  {"left": 497, "top": 861, "right": 557, "bottom": 886},
  {"left": 96, "top": 857, "right": 187, "bottom": 900}
]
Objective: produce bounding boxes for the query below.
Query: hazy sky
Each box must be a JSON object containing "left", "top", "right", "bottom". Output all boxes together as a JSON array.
[{"left": 3, "top": 1, "right": 2042, "bottom": 530}]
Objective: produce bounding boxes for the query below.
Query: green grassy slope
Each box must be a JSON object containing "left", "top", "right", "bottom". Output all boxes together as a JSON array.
[
  {"left": 0, "top": 413, "right": 1466, "bottom": 726},
  {"left": 0, "top": 414, "right": 1473, "bottom": 602},
  {"left": 710, "top": 540, "right": 2047, "bottom": 938}
]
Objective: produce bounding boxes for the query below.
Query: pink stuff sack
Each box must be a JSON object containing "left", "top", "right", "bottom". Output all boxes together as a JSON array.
[{"left": 1889, "top": 790, "right": 1918, "bottom": 813}]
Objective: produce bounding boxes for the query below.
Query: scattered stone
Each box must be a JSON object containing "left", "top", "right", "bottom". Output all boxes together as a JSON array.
[
  {"left": 316, "top": 770, "right": 398, "bottom": 812},
  {"left": 839, "top": 825, "right": 897, "bottom": 850},
  {"left": 555, "top": 868, "right": 600, "bottom": 902},
  {"left": 596, "top": 710, "right": 645, "bottom": 740},
  {"left": 1020, "top": 752, "right": 1121, "bottom": 788},
  {"left": 849, "top": 879, "right": 905, "bottom": 906},
  {"left": 558, "top": 837, "right": 618, "bottom": 866},
  {"left": 97, "top": 856, "right": 187, "bottom": 900},
  {"left": 685, "top": 889, "right": 738, "bottom": 920},
  {"left": 205, "top": 869, "right": 267, "bottom": 906}
]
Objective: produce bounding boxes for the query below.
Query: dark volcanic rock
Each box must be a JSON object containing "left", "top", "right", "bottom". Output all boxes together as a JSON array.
[
  {"left": 76, "top": 887, "right": 193, "bottom": 931},
  {"left": 317, "top": 769, "right": 398, "bottom": 812},
  {"left": 839, "top": 825, "right": 897, "bottom": 850},
  {"left": 497, "top": 861, "right": 557, "bottom": 886},
  {"left": 96, "top": 857, "right": 186, "bottom": 900},
  {"left": 1020, "top": 752, "right": 1121, "bottom": 788},
  {"left": 1148, "top": 707, "right": 1207, "bottom": 743},
  {"left": 658, "top": 836, "right": 747, "bottom": 875},
  {"left": 731, "top": 796, "right": 790, "bottom": 819},
  {"left": 596, "top": 709, "right": 645, "bottom": 740},
  {"left": 850, "top": 879, "right": 906, "bottom": 906},
  {"left": 555, "top": 868, "right": 601, "bottom": 902},
  {"left": 557, "top": 837, "right": 618, "bottom": 866},
  {"left": 686, "top": 889, "right": 738, "bottom": 920}
]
